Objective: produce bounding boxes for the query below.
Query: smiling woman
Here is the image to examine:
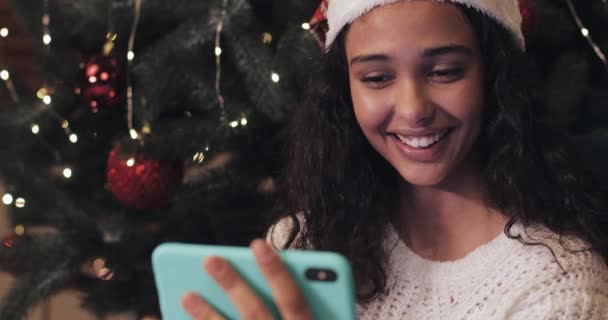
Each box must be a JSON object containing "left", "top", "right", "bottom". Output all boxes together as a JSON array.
[
  {"left": 182, "top": 1, "right": 608, "bottom": 319},
  {"left": 346, "top": 2, "right": 485, "bottom": 187}
]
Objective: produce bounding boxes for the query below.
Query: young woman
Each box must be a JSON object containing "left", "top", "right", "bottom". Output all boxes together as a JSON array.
[{"left": 182, "top": 0, "right": 608, "bottom": 319}]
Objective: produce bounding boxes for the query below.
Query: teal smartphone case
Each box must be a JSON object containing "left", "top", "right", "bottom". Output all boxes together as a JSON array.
[{"left": 152, "top": 243, "right": 356, "bottom": 320}]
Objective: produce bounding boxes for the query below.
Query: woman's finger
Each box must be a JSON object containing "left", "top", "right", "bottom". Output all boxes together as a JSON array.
[
  {"left": 204, "top": 256, "right": 274, "bottom": 320},
  {"left": 251, "top": 239, "right": 314, "bottom": 320},
  {"left": 181, "top": 292, "right": 225, "bottom": 320}
]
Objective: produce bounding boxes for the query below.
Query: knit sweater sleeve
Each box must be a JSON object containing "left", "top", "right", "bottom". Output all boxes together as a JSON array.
[
  {"left": 506, "top": 251, "right": 608, "bottom": 320},
  {"left": 507, "top": 288, "right": 608, "bottom": 319},
  {"left": 265, "top": 214, "right": 306, "bottom": 249}
]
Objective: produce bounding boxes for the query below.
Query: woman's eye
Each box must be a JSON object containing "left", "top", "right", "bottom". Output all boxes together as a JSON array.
[
  {"left": 427, "top": 68, "right": 465, "bottom": 82},
  {"left": 361, "top": 75, "right": 394, "bottom": 87}
]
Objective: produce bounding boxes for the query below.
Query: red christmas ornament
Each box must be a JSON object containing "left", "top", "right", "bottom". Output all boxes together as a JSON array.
[
  {"left": 1, "top": 233, "right": 29, "bottom": 274},
  {"left": 82, "top": 54, "right": 124, "bottom": 110},
  {"left": 2, "top": 233, "right": 25, "bottom": 248},
  {"left": 519, "top": 0, "right": 538, "bottom": 38},
  {"left": 106, "top": 146, "right": 183, "bottom": 210}
]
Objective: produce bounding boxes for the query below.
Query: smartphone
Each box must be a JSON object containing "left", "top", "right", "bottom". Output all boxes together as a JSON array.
[{"left": 152, "top": 243, "right": 356, "bottom": 320}]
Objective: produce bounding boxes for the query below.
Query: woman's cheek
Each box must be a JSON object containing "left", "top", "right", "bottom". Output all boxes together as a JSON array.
[{"left": 351, "top": 87, "right": 392, "bottom": 130}]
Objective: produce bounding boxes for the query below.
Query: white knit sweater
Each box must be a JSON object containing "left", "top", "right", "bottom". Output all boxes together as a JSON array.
[{"left": 267, "top": 219, "right": 608, "bottom": 319}]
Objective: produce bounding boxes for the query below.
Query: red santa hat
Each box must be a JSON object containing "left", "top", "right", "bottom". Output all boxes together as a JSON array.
[{"left": 309, "top": 0, "right": 527, "bottom": 51}]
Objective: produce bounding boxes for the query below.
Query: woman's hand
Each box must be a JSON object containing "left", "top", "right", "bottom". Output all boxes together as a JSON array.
[{"left": 181, "top": 239, "right": 314, "bottom": 320}]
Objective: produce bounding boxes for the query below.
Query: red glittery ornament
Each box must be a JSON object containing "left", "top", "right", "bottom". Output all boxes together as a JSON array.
[
  {"left": 106, "top": 145, "right": 183, "bottom": 210},
  {"left": 2, "top": 233, "right": 25, "bottom": 249},
  {"left": 1, "top": 233, "right": 29, "bottom": 274},
  {"left": 519, "top": 0, "right": 538, "bottom": 38},
  {"left": 82, "top": 54, "right": 123, "bottom": 110}
]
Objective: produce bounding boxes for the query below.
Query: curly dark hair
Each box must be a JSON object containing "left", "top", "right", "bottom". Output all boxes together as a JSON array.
[{"left": 274, "top": 4, "right": 608, "bottom": 303}]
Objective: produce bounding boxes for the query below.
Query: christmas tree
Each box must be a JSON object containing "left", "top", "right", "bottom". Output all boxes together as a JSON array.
[{"left": 0, "top": 0, "right": 606, "bottom": 319}]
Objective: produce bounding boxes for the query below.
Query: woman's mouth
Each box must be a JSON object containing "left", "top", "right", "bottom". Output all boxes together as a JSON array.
[
  {"left": 389, "top": 128, "right": 454, "bottom": 162},
  {"left": 394, "top": 128, "right": 451, "bottom": 149}
]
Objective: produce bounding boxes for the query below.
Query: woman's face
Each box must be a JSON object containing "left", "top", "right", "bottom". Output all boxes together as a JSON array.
[{"left": 345, "top": 1, "right": 484, "bottom": 188}]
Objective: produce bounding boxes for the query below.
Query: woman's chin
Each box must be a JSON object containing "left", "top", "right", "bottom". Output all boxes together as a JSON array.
[{"left": 397, "top": 169, "right": 447, "bottom": 188}]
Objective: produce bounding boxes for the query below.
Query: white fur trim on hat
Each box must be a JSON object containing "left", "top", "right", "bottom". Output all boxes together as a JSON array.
[{"left": 325, "top": 0, "right": 524, "bottom": 51}]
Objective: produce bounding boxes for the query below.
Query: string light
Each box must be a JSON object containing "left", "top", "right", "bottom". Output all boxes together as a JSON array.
[
  {"left": 93, "top": 258, "right": 106, "bottom": 270},
  {"left": 69, "top": 133, "right": 78, "bottom": 143},
  {"left": 36, "top": 87, "right": 48, "bottom": 99},
  {"left": 2, "top": 194, "right": 13, "bottom": 205},
  {"left": 126, "top": 0, "right": 142, "bottom": 140},
  {"left": 15, "top": 197, "right": 26, "bottom": 208},
  {"left": 14, "top": 225, "right": 25, "bottom": 236},
  {"left": 240, "top": 117, "right": 248, "bottom": 126},
  {"left": 0, "top": 28, "right": 8, "bottom": 37},
  {"left": 271, "top": 72, "right": 280, "bottom": 83},
  {"left": 31, "top": 124, "right": 40, "bottom": 134},
  {"left": 42, "top": 33, "right": 52, "bottom": 45},
  {"left": 129, "top": 128, "right": 138, "bottom": 140},
  {"left": 193, "top": 152, "right": 205, "bottom": 163},
  {"left": 262, "top": 32, "right": 273, "bottom": 44},
  {"left": 142, "top": 122, "right": 152, "bottom": 134},
  {"left": 0, "top": 70, "right": 9, "bottom": 80},
  {"left": 42, "top": 0, "right": 50, "bottom": 47},
  {"left": 565, "top": 0, "right": 607, "bottom": 70},
  {"left": 215, "top": 46, "right": 222, "bottom": 56},
  {"left": 214, "top": 0, "right": 229, "bottom": 121},
  {"left": 126, "top": 158, "right": 135, "bottom": 167},
  {"left": 62, "top": 167, "right": 72, "bottom": 179},
  {"left": 42, "top": 95, "right": 52, "bottom": 105},
  {"left": 229, "top": 120, "right": 239, "bottom": 128},
  {"left": 301, "top": 23, "right": 311, "bottom": 30}
]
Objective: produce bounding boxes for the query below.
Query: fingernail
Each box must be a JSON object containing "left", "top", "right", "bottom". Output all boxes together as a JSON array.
[
  {"left": 252, "top": 239, "right": 274, "bottom": 264},
  {"left": 181, "top": 292, "right": 198, "bottom": 310},
  {"left": 205, "top": 257, "right": 225, "bottom": 277}
]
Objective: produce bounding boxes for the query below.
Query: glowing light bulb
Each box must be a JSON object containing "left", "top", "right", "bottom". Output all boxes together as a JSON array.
[
  {"left": 63, "top": 167, "right": 72, "bottom": 178},
  {"left": 0, "top": 70, "right": 9, "bottom": 80},
  {"left": 581, "top": 28, "right": 589, "bottom": 37},
  {"left": 31, "top": 124, "right": 40, "bottom": 134},
  {"left": 2, "top": 193, "right": 13, "bottom": 205},
  {"left": 240, "top": 118, "right": 248, "bottom": 126},
  {"left": 126, "top": 158, "right": 135, "bottom": 167},
  {"left": 262, "top": 32, "right": 273, "bottom": 44},
  {"left": 43, "top": 95, "right": 52, "bottom": 105},
  {"left": 93, "top": 258, "right": 106, "bottom": 270},
  {"left": 43, "top": 33, "right": 52, "bottom": 45},
  {"left": 0, "top": 28, "right": 8, "bottom": 37},
  {"left": 69, "top": 133, "right": 78, "bottom": 143},
  {"left": 271, "top": 72, "right": 280, "bottom": 83},
  {"left": 127, "top": 51, "right": 135, "bottom": 61},
  {"left": 37, "top": 87, "right": 48, "bottom": 99},
  {"left": 129, "top": 129, "right": 138, "bottom": 140},
  {"left": 215, "top": 47, "right": 222, "bottom": 56},
  {"left": 301, "top": 23, "right": 310, "bottom": 30},
  {"left": 193, "top": 152, "right": 205, "bottom": 163},
  {"left": 229, "top": 121, "right": 239, "bottom": 128},
  {"left": 15, "top": 197, "right": 25, "bottom": 208},
  {"left": 14, "top": 225, "right": 25, "bottom": 235}
]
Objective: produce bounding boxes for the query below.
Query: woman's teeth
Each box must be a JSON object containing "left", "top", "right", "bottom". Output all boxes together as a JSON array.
[{"left": 395, "top": 129, "right": 449, "bottom": 149}]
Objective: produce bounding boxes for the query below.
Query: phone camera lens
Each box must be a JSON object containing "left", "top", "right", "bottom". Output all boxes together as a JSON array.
[{"left": 305, "top": 268, "right": 337, "bottom": 282}]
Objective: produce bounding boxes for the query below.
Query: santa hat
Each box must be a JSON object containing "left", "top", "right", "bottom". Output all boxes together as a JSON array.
[{"left": 309, "top": 0, "right": 526, "bottom": 51}]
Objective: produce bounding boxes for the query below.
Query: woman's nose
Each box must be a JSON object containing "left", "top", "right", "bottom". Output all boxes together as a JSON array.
[{"left": 394, "top": 79, "right": 435, "bottom": 127}]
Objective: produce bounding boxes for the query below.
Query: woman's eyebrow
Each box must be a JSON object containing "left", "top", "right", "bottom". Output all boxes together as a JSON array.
[
  {"left": 350, "top": 54, "right": 391, "bottom": 66},
  {"left": 349, "top": 45, "right": 473, "bottom": 66},
  {"left": 420, "top": 45, "right": 473, "bottom": 58}
]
